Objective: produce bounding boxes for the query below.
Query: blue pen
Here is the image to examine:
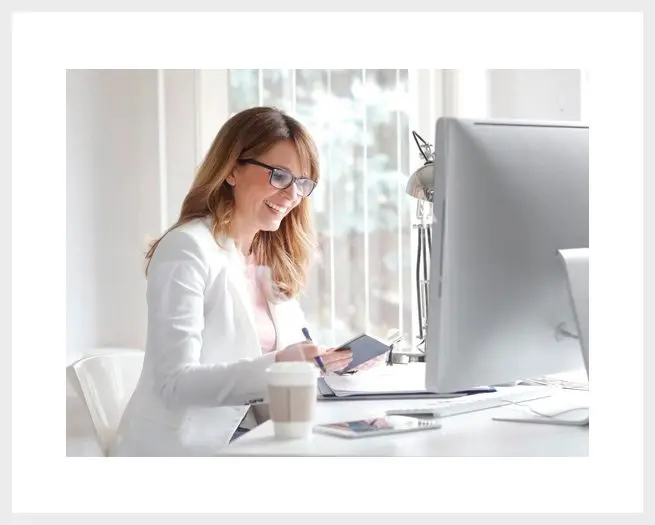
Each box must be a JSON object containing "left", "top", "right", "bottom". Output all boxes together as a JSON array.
[{"left": 302, "top": 327, "right": 326, "bottom": 374}]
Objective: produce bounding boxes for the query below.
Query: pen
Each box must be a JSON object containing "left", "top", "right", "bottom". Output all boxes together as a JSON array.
[{"left": 302, "top": 327, "right": 326, "bottom": 374}]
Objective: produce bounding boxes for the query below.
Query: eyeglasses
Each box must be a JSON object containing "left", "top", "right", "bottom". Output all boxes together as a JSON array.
[{"left": 238, "top": 158, "right": 317, "bottom": 197}]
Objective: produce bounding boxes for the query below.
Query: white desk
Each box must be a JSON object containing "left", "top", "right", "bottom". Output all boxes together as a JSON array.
[{"left": 220, "top": 387, "right": 589, "bottom": 457}]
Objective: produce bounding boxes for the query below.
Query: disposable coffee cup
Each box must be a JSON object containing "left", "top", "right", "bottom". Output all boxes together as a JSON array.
[{"left": 266, "top": 362, "right": 319, "bottom": 439}]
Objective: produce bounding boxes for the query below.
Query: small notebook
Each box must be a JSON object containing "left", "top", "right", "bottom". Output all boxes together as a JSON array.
[{"left": 336, "top": 333, "right": 391, "bottom": 373}]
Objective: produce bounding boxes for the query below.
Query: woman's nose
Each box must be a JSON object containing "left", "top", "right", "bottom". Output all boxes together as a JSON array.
[{"left": 282, "top": 182, "right": 300, "bottom": 200}]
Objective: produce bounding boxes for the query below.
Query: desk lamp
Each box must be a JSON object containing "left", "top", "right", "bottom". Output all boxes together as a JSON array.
[{"left": 405, "top": 131, "right": 436, "bottom": 347}]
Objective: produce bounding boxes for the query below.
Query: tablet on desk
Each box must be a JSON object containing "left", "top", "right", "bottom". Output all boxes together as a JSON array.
[
  {"left": 313, "top": 415, "right": 442, "bottom": 439},
  {"left": 335, "top": 333, "right": 390, "bottom": 373}
]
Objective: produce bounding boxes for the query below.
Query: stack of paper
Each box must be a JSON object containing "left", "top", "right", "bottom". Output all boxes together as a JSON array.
[{"left": 317, "top": 364, "right": 465, "bottom": 400}]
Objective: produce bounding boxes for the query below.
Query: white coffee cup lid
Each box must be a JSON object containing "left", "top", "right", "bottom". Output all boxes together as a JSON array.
[{"left": 266, "top": 361, "right": 319, "bottom": 386}]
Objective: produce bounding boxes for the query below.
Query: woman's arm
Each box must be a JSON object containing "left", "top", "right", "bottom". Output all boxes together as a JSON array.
[{"left": 145, "top": 229, "right": 275, "bottom": 409}]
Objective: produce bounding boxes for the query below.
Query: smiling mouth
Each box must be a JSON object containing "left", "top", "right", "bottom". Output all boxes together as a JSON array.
[{"left": 264, "top": 200, "right": 289, "bottom": 215}]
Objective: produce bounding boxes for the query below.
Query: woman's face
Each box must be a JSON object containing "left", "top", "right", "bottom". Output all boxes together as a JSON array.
[{"left": 228, "top": 140, "right": 305, "bottom": 233}]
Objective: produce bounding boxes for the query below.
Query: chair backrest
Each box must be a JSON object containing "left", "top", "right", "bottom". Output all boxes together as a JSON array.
[{"left": 67, "top": 349, "right": 144, "bottom": 455}]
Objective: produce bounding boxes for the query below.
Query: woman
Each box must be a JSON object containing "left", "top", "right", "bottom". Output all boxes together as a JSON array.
[{"left": 112, "top": 107, "right": 355, "bottom": 456}]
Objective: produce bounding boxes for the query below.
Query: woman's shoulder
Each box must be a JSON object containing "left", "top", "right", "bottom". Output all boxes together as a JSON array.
[
  {"left": 151, "top": 217, "right": 231, "bottom": 267},
  {"left": 173, "top": 217, "right": 215, "bottom": 243}
]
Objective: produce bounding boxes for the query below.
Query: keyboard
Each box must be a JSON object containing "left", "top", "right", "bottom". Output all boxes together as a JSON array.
[
  {"left": 519, "top": 377, "right": 588, "bottom": 391},
  {"left": 386, "top": 386, "right": 554, "bottom": 418}
]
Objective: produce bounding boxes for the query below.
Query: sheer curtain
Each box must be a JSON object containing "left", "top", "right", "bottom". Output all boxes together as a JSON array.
[{"left": 228, "top": 69, "right": 415, "bottom": 346}]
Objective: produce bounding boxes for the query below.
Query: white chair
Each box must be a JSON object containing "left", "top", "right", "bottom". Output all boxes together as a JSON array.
[{"left": 66, "top": 349, "right": 144, "bottom": 456}]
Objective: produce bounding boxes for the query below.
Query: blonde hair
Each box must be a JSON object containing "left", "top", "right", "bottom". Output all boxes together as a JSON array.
[{"left": 145, "top": 106, "right": 320, "bottom": 299}]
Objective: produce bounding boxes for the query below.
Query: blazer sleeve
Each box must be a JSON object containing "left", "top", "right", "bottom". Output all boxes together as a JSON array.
[{"left": 145, "top": 229, "right": 276, "bottom": 409}]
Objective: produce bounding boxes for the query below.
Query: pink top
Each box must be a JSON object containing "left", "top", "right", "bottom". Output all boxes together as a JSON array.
[{"left": 244, "top": 257, "right": 277, "bottom": 354}]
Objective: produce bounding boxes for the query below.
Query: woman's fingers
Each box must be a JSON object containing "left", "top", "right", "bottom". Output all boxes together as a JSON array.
[
  {"left": 353, "top": 352, "right": 388, "bottom": 371},
  {"left": 289, "top": 344, "right": 387, "bottom": 373},
  {"left": 319, "top": 347, "right": 352, "bottom": 373},
  {"left": 276, "top": 342, "right": 322, "bottom": 362},
  {"left": 324, "top": 357, "right": 353, "bottom": 373},
  {"left": 320, "top": 347, "right": 352, "bottom": 363}
]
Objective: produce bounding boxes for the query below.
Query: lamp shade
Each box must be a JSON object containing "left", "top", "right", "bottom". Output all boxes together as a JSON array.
[{"left": 405, "top": 162, "right": 435, "bottom": 202}]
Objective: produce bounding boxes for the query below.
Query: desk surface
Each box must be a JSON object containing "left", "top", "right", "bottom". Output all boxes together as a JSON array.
[{"left": 220, "top": 388, "right": 588, "bottom": 457}]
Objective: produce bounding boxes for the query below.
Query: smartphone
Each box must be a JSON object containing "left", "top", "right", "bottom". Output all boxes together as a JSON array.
[{"left": 313, "top": 415, "right": 441, "bottom": 439}]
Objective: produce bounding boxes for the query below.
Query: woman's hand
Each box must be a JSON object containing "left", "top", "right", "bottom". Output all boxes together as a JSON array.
[
  {"left": 275, "top": 343, "right": 353, "bottom": 373},
  {"left": 351, "top": 351, "right": 388, "bottom": 372},
  {"left": 318, "top": 346, "right": 353, "bottom": 373}
]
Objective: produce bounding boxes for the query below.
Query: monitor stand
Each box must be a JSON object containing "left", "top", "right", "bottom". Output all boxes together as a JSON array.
[
  {"left": 493, "top": 248, "right": 590, "bottom": 428},
  {"left": 493, "top": 408, "right": 589, "bottom": 427}
]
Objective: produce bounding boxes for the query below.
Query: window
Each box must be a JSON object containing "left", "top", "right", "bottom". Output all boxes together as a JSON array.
[
  {"left": 228, "top": 69, "right": 416, "bottom": 346},
  {"left": 208, "top": 69, "right": 583, "bottom": 348}
]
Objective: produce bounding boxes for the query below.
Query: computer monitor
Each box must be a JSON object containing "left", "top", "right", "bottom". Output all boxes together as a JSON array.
[{"left": 425, "top": 117, "right": 589, "bottom": 393}]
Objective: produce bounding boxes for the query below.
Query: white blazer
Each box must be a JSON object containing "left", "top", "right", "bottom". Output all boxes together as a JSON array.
[{"left": 111, "top": 218, "right": 308, "bottom": 456}]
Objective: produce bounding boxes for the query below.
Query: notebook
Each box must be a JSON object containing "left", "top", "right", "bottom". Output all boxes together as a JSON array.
[{"left": 335, "top": 333, "right": 391, "bottom": 373}]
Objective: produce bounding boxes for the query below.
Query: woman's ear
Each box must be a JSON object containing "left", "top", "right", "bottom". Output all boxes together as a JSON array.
[{"left": 226, "top": 168, "right": 237, "bottom": 187}]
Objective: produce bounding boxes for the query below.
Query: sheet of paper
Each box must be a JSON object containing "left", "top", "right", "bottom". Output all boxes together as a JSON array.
[{"left": 323, "top": 364, "right": 429, "bottom": 396}]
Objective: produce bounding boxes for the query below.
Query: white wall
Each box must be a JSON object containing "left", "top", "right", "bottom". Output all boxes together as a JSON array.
[
  {"left": 67, "top": 70, "right": 103, "bottom": 363},
  {"left": 488, "top": 69, "right": 581, "bottom": 120},
  {"left": 66, "top": 70, "right": 200, "bottom": 364},
  {"left": 161, "top": 70, "right": 201, "bottom": 226},
  {"left": 447, "top": 69, "right": 581, "bottom": 121}
]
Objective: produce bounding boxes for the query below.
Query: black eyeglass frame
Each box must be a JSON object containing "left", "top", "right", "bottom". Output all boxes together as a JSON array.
[{"left": 238, "top": 158, "right": 317, "bottom": 197}]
